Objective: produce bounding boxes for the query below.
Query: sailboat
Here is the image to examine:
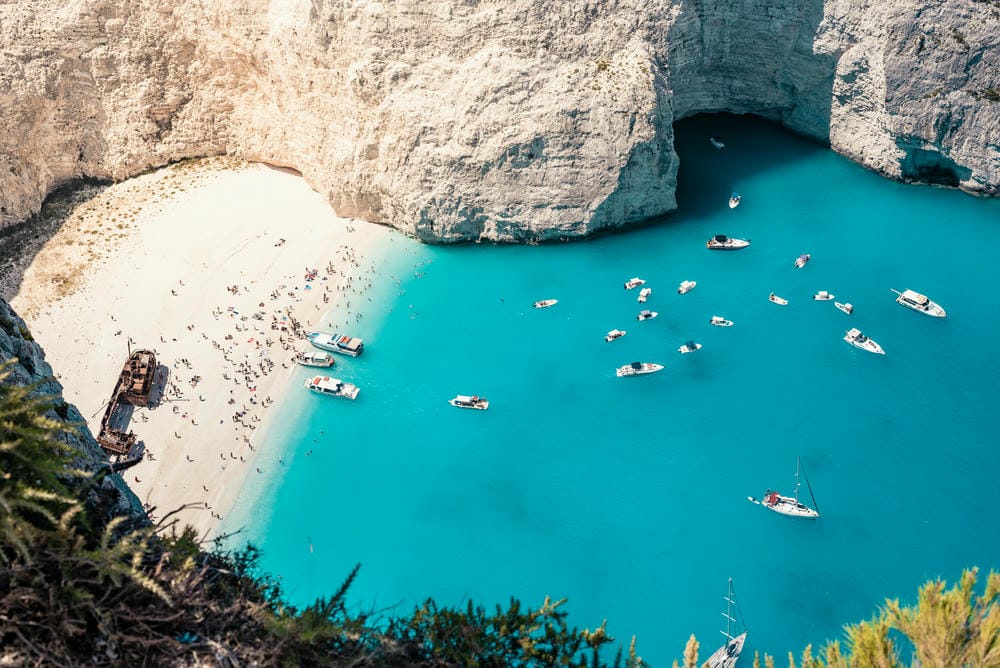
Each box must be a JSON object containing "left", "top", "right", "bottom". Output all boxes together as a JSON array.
[
  {"left": 705, "top": 578, "right": 748, "bottom": 668},
  {"left": 748, "top": 457, "right": 820, "bottom": 519}
]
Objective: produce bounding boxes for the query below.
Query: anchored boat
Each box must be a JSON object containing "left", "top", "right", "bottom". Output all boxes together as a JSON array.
[
  {"left": 891, "top": 289, "right": 946, "bottom": 317},
  {"left": 749, "top": 456, "right": 820, "bottom": 519},
  {"left": 304, "top": 375, "right": 359, "bottom": 400},
  {"left": 306, "top": 331, "right": 364, "bottom": 356}
]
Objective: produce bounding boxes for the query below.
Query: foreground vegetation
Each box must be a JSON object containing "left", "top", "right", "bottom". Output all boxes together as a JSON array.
[{"left": 1, "top": 361, "right": 998, "bottom": 666}]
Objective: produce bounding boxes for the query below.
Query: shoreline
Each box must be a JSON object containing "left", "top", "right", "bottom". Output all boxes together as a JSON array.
[{"left": 10, "top": 159, "right": 398, "bottom": 540}]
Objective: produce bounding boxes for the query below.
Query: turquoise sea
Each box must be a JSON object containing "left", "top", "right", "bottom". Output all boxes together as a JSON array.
[{"left": 222, "top": 114, "right": 1000, "bottom": 665}]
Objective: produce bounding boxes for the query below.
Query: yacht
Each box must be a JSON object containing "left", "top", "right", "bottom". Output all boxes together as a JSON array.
[
  {"left": 616, "top": 362, "right": 664, "bottom": 377},
  {"left": 605, "top": 329, "right": 627, "bottom": 342},
  {"left": 835, "top": 302, "right": 854, "bottom": 315},
  {"left": 706, "top": 234, "right": 750, "bottom": 250},
  {"left": 891, "top": 289, "right": 946, "bottom": 317},
  {"left": 844, "top": 328, "right": 885, "bottom": 355},
  {"left": 304, "top": 375, "right": 359, "bottom": 400},
  {"left": 794, "top": 253, "right": 811, "bottom": 268},
  {"left": 768, "top": 292, "right": 788, "bottom": 305},
  {"left": 638, "top": 287, "right": 652, "bottom": 303},
  {"left": 306, "top": 331, "right": 365, "bottom": 356},
  {"left": 636, "top": 310, "right": 658, "bottom": 321},
  {"left": 710, "top": 316, "right": 733, "bottom": 327},
  {"left": 710, "top": 137, "right": 725, "bottom": 149},
  {"left": 813, "top": 291, "right": 834, "bottom": 301},
  {"left": 533, "top": 299, "right": 558, "bottom": 309},
  {"left": 679, "top": 340, "right": 702, "bottom": 354},
  {"left": 624, "top": 277, "right": 646, "bottom": 290},
  {"left": 728, "top": 193, "right": 741, "bottom": 209},
  {"left": 677, "top": 280, "right": 697, "bottom": 294},
  {"left": 449, "top": 395, "right": 489, "bottom": 410},
  {"left": 293, "top": 350, "right": 335, "bottom": 368},
  {"left": 750, "top": 457, "right": 820, "bottom": 519}
]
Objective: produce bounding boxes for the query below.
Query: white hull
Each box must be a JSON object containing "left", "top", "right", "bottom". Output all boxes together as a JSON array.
[
  {"left": 835, "top": 302, "right": 853, "bottom": 314},
  {"left": 679, "top": 342, "right": 702, "bottom": 354},
  {"left": 449, "top": 396, "right": 489, "bottom": 410},
  {"left": 844, "top": 328, "right": 885, "bottom": 355},
  {"left": 706, "top": 632, "right": 747, "bottom": 668},
  {"left": 637, "top": 310, "right": 658, "bottom": 321},
  {"left": 728, "top": 197, "right": 741, "bottom": 209},
  {"left": 678, "top": 280, "right": 697, "bottom": 294},
  {"left": 605, "top": 329, "right": 627, "bottom": 342},
  {"left": 707, "top": 236, "right": 750, "bottom": 250},
  {"left": 307, "top": 331, "right": 364, "bottom": 356},
  {"left": 624, "top": 278, "right": 646, "bottom": 290},
  {"left": 814, "top": 291, "right": 834, "bottom": 301},
  {"left": 794, "top": 254, "right": 811, "bottom": 268},
  {"left": 616, "top": 362, "right": 664, "bottom": 377},
  {"left": 892, "top": 289, "right": 946, "bottom": 317},
  {"left": 710, "top": 316, "right": 733, "bottom": 327},
  {"left": 760, "top": 492, "right": 820, "bottom": 518},
  {"left": 710, "top": 137, "right": 725, "bottom": 149},
  {"left": 638, "top": 287, "right": 652, "bottom": 303},
  {"left": 304, "top": 375, "right": 359, "bottom": 400},
  {"left": 294, "top": 351, "right": 336, "bottom": 368},
  {"left": 533, "top": 299, "right": 558, "bottom": 309},
  {"left": 768, "top": 293, "right": 788, "bottom": 305}
]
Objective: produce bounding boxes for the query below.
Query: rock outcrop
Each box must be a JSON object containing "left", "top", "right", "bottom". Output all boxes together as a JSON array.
[
  {"left": 0, "top": 298, "right": 143, "bottom": 519},
  {"left": 1, "top": 0, "right": 997, "bottom": 242}
]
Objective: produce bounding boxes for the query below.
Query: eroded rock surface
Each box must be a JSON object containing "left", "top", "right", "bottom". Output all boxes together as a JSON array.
[{"left": 1, "top": 0, "right": 997, "bottom": 242}]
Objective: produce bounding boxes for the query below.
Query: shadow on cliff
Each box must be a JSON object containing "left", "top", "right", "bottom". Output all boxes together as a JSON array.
[
  {"left": 670, "top": 113, "right": 827, "bottom": 220},
  {"left": 0, "top": 179, "right": 109, "bottom": 301}
]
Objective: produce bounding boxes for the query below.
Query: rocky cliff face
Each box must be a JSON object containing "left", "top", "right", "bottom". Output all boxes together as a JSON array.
[
  {"left": 0, "top": 298, "right": 143, "bottom": 518},
  {"left": 1, "top": 0, "right": 997, "bottom": 242}
]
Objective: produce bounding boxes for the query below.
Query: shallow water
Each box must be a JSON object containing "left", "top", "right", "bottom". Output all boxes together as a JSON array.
[{"left": 223, "top": 114, "right": 1000, "bottom": 665}]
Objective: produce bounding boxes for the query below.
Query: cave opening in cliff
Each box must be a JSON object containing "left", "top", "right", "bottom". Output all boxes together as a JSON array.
[{"left": 671, "top": 113, "right": 826, "bottom": 218}]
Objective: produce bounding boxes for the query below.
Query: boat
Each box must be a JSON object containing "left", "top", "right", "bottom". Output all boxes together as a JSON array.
[
  {"left": 794, "top": 253, "right": 811, "bottom": 268},
  {"left": 638, "top": 287, "right": 652, "bottom": 303},
  {"left": 533, "top": 299, "right": 558, "bottom": 309},
  {"left": 728, "top": 193, "right": 741, "bottom": 209},
  {"left": 768, "top": 292, "right": 788, "bottom": 305},
  {"left": 891, "top": 289, "right": 946, "bottom": 318},
  {"left": 706, "top": 234, "right": 750, "bottom": 250},
  {"left": 605, "top": 329, "right": 627, "bottom": 342},
  {"left": 449, "top": 395, "right": 489, "bottom": 410},
  {"left": 624, "top": 277, "right": 646, "bottom": 290},
  {"left": 293, "top": 350, "right": 335, "bottom": 368},
  {"left": 710, "top": 137, "right": 725, "bottom": 149},
  {"left": 704, "top": 578, "right": 748, "bottom": 668},
  {"left": 710, "top": 316, "right": 733, "bottom": 327},
  {"left": 306, "top": 331, "right": 364, "bottom": 356},
  {"left": 835, "top": 301, "right": 854, "bottom": 315},
  {"left": 636, "top": 310, "right": 658, "bottom": 321},
  {"left": 616, "top": 362, "right": 664, "bottom": 377},
  {"left": 679, "top": 340, "right": 702, "bottom": 354},
  {"left": 844, "top": 327, "right": 885, "bottom": 355},
  {"left": 748, "top": 456, "right": 820, "bottom": 519},
  {"left": 677, "top": 280, "right": 697, "bottom": 294},
  {"left": 304, "top": 375, "right": 360, "bottom": 400},
  {"left": 813, "top": 291, "right": 835, "bottom": 301}
]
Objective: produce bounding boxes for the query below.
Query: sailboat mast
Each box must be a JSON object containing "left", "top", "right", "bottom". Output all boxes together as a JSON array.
[{"left": 794, "top": 457, "right": 802, "bottom": 501}]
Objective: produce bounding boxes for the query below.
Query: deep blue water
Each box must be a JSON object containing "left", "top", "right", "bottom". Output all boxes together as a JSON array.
[{"left": 222, "top": 115, "right": 1000, "bottom": 665}]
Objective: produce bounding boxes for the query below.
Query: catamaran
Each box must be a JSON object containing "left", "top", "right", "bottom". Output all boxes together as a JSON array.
[
  {"left": 704, "top": 578, "right": 748, "bottom": 668},
  {"left": 749, "top": 456, "right": 820, "bottom": 519}
]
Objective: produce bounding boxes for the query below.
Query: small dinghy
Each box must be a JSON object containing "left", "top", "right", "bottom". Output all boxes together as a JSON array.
[
  {"left": 679, "top": 340, "right": 702, "bottom": 354},
  {"left": 728, "top": 193, "right": 741, "bottom": 209},
  {"left": 710, "top": 316, "right": 733, "bottom": 327},
  {"left": 794, "top": 253, "right": 811, "bottom": 269},
  {"left": 533, "top": 299, "right": 558, "bottom": 309},
  {"left": 768, "top": 292, "right": 788, "bottom": 305}
]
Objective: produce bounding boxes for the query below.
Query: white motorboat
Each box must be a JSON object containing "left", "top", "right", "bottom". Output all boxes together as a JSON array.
[
  {"left": 891, "top": 289, "right": 946, "bottom": 317},
  {"left": 706, "top": 234, "right": 750, "bottom": 250},
  {"left": 306, "top": 331, "right": 364, "bottom": 356},
  {"left": 533, "top": 299, "right": 558, "bottom": 309},
  {"left": 677, "top": 280, "right": 697, "bottom": 294},
  {"left": 678, "top": 340, "right": 702, "bottom": 354},
  {"left": 728, "top": 193, "right": 741, "bottom": 209},
  {"left": 710, "top": 137, "right": 725, "bottom": 150},
  {"left": 636, "top": 309, "right": 658, "bottom": 321},
  {"left": 768, "top": 292, "right": 788, "bottom": 305},
  {"left": 293, "top": 350, "right": 335, "bottom": 368},
  {"left": 813, "top": 291, "right": 835, "bottom": 301},
  {"left": 616, "top": 362, "right": 664, "bottom": 377},
  {"left": 844, "top": 327, "right": 885, "bottom": 355},
  {"left": 637, "top": 287, "right": 652, "bottom": 303},
  {"left": 704, "top": 579, "right": 748, "bottom": 668},
  {"left": 624, "top": 277, "right": 646, "bottom": 290},
  {"left": 710, "top": 316, "right": 733, "bottom": 327},
  {"left": 794, "top": 253, "right": 811, "bottom": 268},
  {"left": 748, "top": 457, "right": 820, "bottom": 519},
  {"left": 605, "top": 329, "right": 627, "bottom": 342},
  {"left": 304, "top": 375, "right": 359, "bottom": 400},
  {"left": 835, "top": 301, "right": 854, "bottom": 315},
  {"left": 449, "top": 394, "right": 489, "bottom": 410}
]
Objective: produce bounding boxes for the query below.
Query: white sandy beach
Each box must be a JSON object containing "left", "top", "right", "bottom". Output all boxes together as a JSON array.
[{"left": 11, "top": 159, "right": 395, "bottom": 539}]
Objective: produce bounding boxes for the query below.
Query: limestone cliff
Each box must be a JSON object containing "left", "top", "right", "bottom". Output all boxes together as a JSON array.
[{"left": 1, "top": 0, "right": 997, "bottom": 242}]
